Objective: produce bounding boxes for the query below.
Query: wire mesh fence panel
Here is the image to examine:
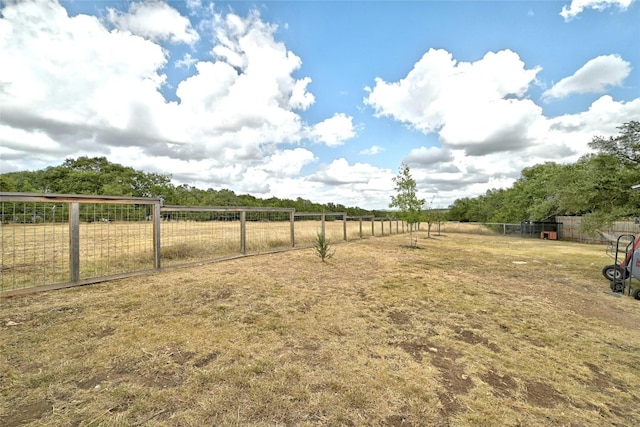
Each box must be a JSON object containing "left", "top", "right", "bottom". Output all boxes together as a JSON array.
[
  {"left": 293, "top": 217, "right": 323, "bottom": 246},
  {"left": 345, "top": 217, "right": 370, "bottom": 240},
  {"left": 294, "top": 214, "right": 346, "bottom": 246},
  {"left": 160, "top": 210, "right": 242, "bottom": 267},
  {"left": 373, "top": 219, "right": 385, "bottom": 236},
  {"left": 78, "top": 203, "right": 155, "bottom": 279},
  {"left": 437, "top": 222, "right": 531, "bottom": 237},
  {"left": 1, "top": 202, "right": 70, "bottom": 292},
  {"left": 245, "top": 211, "right": 292, "bottom": 253},
  {"left": 1, "top": 193, "right": 410, "bottom": 295},
  {"left": 324, "top": 216, "right": 345, "bottom": 243}
]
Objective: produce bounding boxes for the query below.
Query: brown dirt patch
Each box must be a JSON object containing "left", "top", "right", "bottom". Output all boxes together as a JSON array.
[
  {"left": 524, "top": 380, "right": 567, "bottom": 408},
  {"left": 480, "top": 369, "right": 517, "bottom": 397},
  {"left": 3, "top": 400, "right": 52, "bottom": 427}
]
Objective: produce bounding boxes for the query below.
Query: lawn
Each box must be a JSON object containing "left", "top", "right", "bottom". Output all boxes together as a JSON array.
[{"left": 1, "top": 232, "right": 639, "bottom": 426}]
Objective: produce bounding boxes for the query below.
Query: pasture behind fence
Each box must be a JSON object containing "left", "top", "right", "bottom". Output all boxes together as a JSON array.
[{"left": 1, "top": 193, "right": 404, "bottom": 296}]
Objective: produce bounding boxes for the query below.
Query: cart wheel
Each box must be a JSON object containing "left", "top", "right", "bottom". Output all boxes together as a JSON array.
[
  {"left": 633, "top": 288, "right": 640, "bottom": 300},
  {"left": 602, "top": 265, "right": 627, "bottom": 281},
  {"left": 611, "top": 280, "right": 625, "bottom": 293}
]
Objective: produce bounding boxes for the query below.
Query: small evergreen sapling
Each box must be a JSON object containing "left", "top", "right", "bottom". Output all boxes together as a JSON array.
[{"left": 314, "top": 231, "right": 335, "bottom": 262}]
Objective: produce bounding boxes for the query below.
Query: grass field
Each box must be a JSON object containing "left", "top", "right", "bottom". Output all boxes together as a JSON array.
[
  {"left": 1, "top": 232, "right": 640, "bottom": 426},
  {"left": 1, "top": 219, "right": 372, "bottom": 293}
]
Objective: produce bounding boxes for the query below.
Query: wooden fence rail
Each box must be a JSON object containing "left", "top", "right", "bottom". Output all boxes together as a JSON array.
[{"left": 1, "top": 193, "right": 403, "bottom": 296}]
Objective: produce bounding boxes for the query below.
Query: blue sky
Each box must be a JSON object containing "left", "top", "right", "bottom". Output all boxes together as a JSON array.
[{"left": 0, "top": 0, "right": 638, "bottom": 209}]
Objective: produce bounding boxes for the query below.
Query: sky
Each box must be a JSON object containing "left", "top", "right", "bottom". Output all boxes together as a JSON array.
[{"left": 0, "top": 0, "right": 639, "bottom": 210}]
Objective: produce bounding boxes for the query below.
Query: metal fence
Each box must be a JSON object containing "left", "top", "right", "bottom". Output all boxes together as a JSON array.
[
  {"left": 436, "top": 218, "right": 640, "bottom": 244},
  {"left": 435, "top": 222, "right": 523, "bottom": 236},
  {"left": 1, "top": 193, "right": 404, "bottom": 296}
]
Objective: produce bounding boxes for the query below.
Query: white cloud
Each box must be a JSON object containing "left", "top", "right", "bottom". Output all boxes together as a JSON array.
[
  {"left": 0, "top": 1, "right": 380, "bottom": 205},
  {"left": 365, "top": 47, "right": 640, "bottom": 207},
  {"left": 409, "top": 95, "right": 640, "bottom": 207},
  {"left": 309, "top": 158, "right": 389, "bottom": 185},
  {"left": 1, "top": 1, "right": 638, "bottom": 212},
  {"left": 365, "top": 49, "right": 542, "bottom": 155},
  {"left": 560, "top": 0, "right": 635, "bottom": 21},
  {"left": 0, "top": 0, "right": 171, "bottom": 147},
  {"left": 360, "top": 145, "right": 385, "bottom": 155},
  {"left": 542, "top": 54, "right": 631, "bottom": 101},
  {"left": 405, "top": 146, "right": 454, "bottom": 166},
  {"left": 0, "top": 1, "right": 324, "bottom": 167},
  {"left": 259, "top": 148, "right": 317, "bottom": 177},
  {"left": 175, "top": 53, "right": 197, "bottom": 69},
  {"left": 107, "top": 0, "right": 199, "bottom": 45},
  {"left": 309, "top": 113, "right": 356, "bottom": 147}
]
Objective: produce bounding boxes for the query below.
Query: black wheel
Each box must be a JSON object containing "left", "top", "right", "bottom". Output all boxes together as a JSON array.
[
  {"left": 602, "top": 265, "right": 628, "bottom": 281},
  {"left": 633, "top": 288, "right": 640, "bottom": 300},
  {"left": 611, "top": 280, "right": 625, "bottom": 293}
]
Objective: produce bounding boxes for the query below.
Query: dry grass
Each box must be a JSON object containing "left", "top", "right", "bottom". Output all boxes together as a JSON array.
[
  {"left": 2, "top": 220, "right": 371, "bottom": 292},
  {"left": 1, "top": 233, "right": 640, "bottom": 426}
]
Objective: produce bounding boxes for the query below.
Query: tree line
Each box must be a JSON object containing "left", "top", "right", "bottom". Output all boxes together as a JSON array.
[
  {"left": 2, "top": 121, "right": 638, "bottom": 228},
  {"left": 0, "top": 156, "right": 386, "bottom": 217},
  {"left": 446, "top": 121, "right": 640, "bottom": 231}
]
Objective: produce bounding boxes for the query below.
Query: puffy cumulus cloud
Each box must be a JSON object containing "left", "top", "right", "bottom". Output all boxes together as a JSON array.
[
  {"left": 408, "top": 148, "right": 515, "bottom": 196},
  {"left": 404, "top": 95, "right": 640, "bottom": 208},
  {"left": 365, "top": 49, "right": 542, "bottom": 156},
  {"left": 309, "top": 158, "right": 392, "bottom": 187},
  {"left": 405, "top": 146, "right": 454, "bottom": 167},
  {"left": 360, "top": 145, "right": 384, "bottom": 155},
  {"left": 542, "top": 55, "right": 631, "bottom": 101},
  {"left": 171, "top": 10, "right": 319, "bottom": 161},
  {"left": 270, "top": 159, "right": 394, "bottom": 208},
  {"left": 107, "top": 0, "right": 199, "bottom": 45},
  {"left": 544, "top": 95, "right": 640, "bottom": 156},
  {"left": 0, "top": 1, "right": 331, "bottom": 181},
  {"left": 560, "top": 0, "right": 635, "bottom": 21},
  {"left": 308, "top": 113, "right": 356, "bottom": 147},
  {"left": 239, "top": 148, "right": 316, "bottom": 194},
  {"left": 211, "top": 10, "right": 315, "bottom": 111},
  {"left": 0, "top": 0, "right": 174, "bottom": 157},
  {"left": 258, "top": 148, "right": 317, "bottom": 177}
]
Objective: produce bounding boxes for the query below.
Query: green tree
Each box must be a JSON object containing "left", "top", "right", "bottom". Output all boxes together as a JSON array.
[
  {"left": 389, "top": 163, "right": 425, "bottom": 247},
  {"left": 0, "top": 175, "right": 17, "bottom": 192},
  {"left": 37, "top": 156, "right": 172, "bottom": 197},
  {"left": 589, "top": 121, "right": 640, "bottom": 165}
]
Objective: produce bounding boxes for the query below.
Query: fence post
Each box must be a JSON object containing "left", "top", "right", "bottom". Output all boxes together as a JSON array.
[
  {"left": 321, "top": 212, "right": 326, "bottom": 237},
  {"left": 153, "top": 201, "right": 161, "bottom": 269},
  {"left": 69, "top": 202, "right": 80, "bottom": 282},
  {"left": 343, "top": 213, "right": 347, "bottom": 241},
  {"left": 240, "top": 210, "right": 246, "bottom": 254},
  {"left": 290, "top": 210, "right": 295, "bottom": 247},
  {"left": 359, "top": 217, "right": 363, "bottom": 239},
  {"left": 371, "top": 218, "right": 375, "bottom": 236}
]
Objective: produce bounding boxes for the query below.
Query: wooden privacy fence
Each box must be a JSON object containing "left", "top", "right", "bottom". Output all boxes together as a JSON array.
[
  {"left": 0, "top": 192, "right": 404, "bottom": 296},
  {"left": 556, "top": 216, "right": 640, "bottom": 244}
]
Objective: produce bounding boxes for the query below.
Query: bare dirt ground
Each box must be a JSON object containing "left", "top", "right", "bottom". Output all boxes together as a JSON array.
[{"left": 1, "top": 232, "right": 640, "bottom": 426}]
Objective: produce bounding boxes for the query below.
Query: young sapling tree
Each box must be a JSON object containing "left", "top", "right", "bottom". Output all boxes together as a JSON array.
[{"left": 389, "top": 163, "right": 425, "bottom": 247}]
